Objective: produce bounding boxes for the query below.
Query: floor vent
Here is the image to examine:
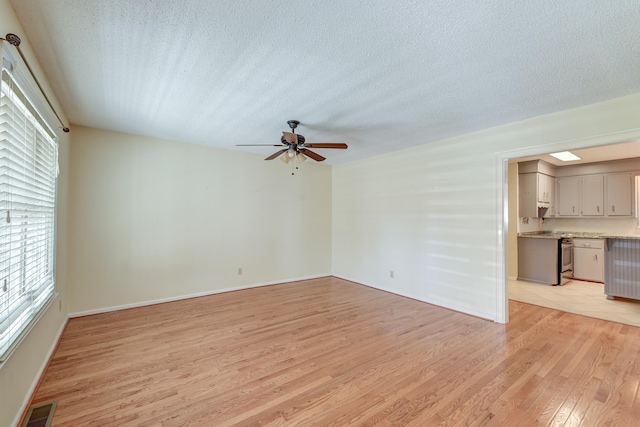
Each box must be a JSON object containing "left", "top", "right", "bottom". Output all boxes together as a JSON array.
[{"left": 21, "top": 401, "right": 57, "bottom": 427}]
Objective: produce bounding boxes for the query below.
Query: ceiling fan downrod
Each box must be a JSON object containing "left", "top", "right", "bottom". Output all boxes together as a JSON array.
[{"left": 287, "top": 120, "right": 300, "bottom": 132}]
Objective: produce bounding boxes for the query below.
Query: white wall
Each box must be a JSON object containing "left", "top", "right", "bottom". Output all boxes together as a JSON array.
[
  {"left": 2, "top": 3, "right": 640, "bottom": 422},
  {"left": 68, "top": 126, "right": 332, "bottom": 315},
  {"left": 507, "top": 163, "right": 518, "bottom": 277},
  {"left": 0, "top": 1, "right": 70, "bottom": 426},
  {"left": 332, "top": 93, "right": 640, "bottom": 321}
]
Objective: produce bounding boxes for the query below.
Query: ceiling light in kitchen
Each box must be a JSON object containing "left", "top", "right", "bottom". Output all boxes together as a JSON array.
[{"left": 549, "top": 151, "right": 581, "bottom": 161}]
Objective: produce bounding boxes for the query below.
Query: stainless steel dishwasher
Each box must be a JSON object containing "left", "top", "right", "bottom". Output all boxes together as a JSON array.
[{"left": 517, "top": 237, "right": 560, "bottom": 285}]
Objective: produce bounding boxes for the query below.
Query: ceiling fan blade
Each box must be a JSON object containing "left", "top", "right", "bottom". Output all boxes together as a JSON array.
[
  {"left": 300, "top": 148, "right": 326, "bottom": 162},
  {"left": 236, "top": 144, "right": 284, "bottom": 146},
  {"left": 282, "top": 131, "right": 298, "bottom": 144},
  {"left": 265, "top": 149, "right": 287, "bottom": 160},
  {"left": 302, "top": 143, "right": 348, "bottom": 149}
]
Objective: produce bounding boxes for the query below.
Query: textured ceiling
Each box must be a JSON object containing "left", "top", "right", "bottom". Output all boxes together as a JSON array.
[{"left": 8, "top": 0, "right": 640, "bottom": 164}]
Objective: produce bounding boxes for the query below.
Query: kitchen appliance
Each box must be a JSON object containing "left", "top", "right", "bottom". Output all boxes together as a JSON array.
[
  {"left": 560, "top": 238, "right": 573, "bottom": 285},
  {"left": 518, "top": 237, "right": 560, "bottom": 285},
  {"left": 517, "top": 235, "right": 573, "bottom": 286}
]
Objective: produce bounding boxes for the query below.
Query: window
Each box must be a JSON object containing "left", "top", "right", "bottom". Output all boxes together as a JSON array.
[{"left": 0, "top": 50, "right": 58, "bottom": 361}]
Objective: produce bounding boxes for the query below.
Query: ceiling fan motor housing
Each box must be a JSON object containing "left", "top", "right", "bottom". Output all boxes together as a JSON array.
[{"left": 281, "top": 134, "right": 305, "bottom": 144}]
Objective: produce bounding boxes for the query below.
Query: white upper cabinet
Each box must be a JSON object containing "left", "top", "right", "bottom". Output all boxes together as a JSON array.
[
  {"left": 518, "top": 172, "right": 555, "bottom": 218},
  {"left": 581, "top": 175, "right": 604, "bottom": 216},
  {"left": 518, "top": 160, "right": 557, "bottom": 218},
  {"left": 556, "top": 173, "right": 634, "bottom": 218},
  {"left": 557, "top": 176, "right": 580, "bottom": 216},
  {"left": 518, "top": 173, "right": 537, "bottom": 218},
  {"left": 540, "top": 173, "right": 555, "bottom": 216},
  {"left": 606, "top": 173, "right": 632, "bottom": 216},
  {"left": 518, "top": 159, "right": 637, "bottom": 219}
]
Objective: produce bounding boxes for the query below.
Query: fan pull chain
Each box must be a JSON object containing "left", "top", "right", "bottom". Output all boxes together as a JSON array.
[{"left": 291, "top": 153, "right": 302, "bottom": 175}]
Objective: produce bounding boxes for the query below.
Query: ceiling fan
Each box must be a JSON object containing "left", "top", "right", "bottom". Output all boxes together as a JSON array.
[{"left": 237, "top": 120, "right": 347, "bottom": 171}]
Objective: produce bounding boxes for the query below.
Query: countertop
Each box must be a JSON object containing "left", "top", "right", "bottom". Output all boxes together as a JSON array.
[{"left": 518, "top": 231, "right": 640, "bottom": 240}]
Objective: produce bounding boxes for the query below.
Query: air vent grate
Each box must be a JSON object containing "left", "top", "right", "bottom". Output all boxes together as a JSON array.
[{"left": 21, "top": 401, "right": 57, "bottom": 427}]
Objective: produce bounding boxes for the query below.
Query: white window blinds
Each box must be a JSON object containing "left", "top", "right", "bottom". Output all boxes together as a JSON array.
[{"left": 0, "top": 51, "right": 58, "bottom": 361}]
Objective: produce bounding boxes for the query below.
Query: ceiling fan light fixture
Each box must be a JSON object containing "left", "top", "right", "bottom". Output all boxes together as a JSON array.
[
  {"left": 297, "top": 152, "right": 307, "bottom": 163},
  {"left": 280, "top": 153, "right": 291, "bottom": 164},
  {"left": 287, "top": 148, "right": 295, "bottom": 158}
]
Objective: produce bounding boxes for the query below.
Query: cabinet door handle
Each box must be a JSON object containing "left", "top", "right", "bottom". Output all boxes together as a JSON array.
[
  {"left": 594, "top": 254, "right": 598, "bottom": 261},
  {"left": 572, "top": 206, "right": 575, "bottom": 213},
  {"left": 597, "top": 205, "right": 600, "bottom": 212},
  {"left": 612, "top": 205, "right": 615, "bottom": 212}
]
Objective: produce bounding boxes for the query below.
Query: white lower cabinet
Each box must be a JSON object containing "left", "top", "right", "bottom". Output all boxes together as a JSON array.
[{"left": 573, "top": 239, "right": 604, "bottom": 283}]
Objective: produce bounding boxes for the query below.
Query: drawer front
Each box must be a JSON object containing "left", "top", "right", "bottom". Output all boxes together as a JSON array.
[{"left": 573, "top": 238, "right": 604, "bottom": 249}]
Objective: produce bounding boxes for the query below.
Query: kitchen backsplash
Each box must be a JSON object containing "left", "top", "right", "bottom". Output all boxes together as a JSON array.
[
  {"left": 541, "top": 217, "right": 640, "bottom": 234},
  {"left": 519, "top": 217, "right": 543, "bottom": 233}
]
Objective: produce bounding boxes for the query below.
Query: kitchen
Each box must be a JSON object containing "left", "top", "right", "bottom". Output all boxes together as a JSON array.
[{"left": 509, "top": 141, "right": 640, "bottom": 326}]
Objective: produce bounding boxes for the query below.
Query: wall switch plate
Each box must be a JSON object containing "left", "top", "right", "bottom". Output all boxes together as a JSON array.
[
  {"left": 238, "top": 267, "right": 242, "bottom": 275},
  {"left": 390, "top": 270, "right": 394, "bottom": 278}
]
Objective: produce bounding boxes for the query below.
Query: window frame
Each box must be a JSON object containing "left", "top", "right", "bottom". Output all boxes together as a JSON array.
[{"left": 0, "top": 44, "right": 59, "bottom": 363}]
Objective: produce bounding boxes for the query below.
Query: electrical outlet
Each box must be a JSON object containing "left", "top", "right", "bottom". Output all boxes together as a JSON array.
[
  {"left": 238, "top": 267, "right": 243, "bottom": 275},
  {"left": 390, "top": 270, "right": 394, "bottom": 278}
]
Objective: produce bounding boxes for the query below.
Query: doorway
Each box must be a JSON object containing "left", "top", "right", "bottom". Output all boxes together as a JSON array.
[{"left": 497, "top": 130, "right": 640, "bottom": 324}]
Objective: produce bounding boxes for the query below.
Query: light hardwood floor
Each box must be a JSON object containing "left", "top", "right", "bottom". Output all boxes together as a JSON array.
[{"left": 30, "top": 277, "right": 640, "bottom": 426}]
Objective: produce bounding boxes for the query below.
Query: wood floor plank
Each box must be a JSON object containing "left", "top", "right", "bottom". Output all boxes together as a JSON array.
[{"left": 28, "top": 277, "right": 640, "bottom": 426}]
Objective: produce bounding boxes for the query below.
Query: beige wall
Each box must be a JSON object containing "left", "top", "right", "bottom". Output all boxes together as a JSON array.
[
  {"left": 0, "top": 1, "right": 70, "bottom": 426},
  {"left": 67, "top": 126, "right": 332, "bottom": 314},
  {"left": 332, "top": 93, "right": 640, "bottom": 321}
]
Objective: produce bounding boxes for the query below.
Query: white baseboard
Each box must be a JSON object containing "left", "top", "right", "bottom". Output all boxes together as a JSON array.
[
  {"left": 508, "top": 275, "right": 517, "bottom": 281},
  {"left": 12, "top": 316, "right": 68, "bottom": 427},
  {"left": 69, "top": 274, "right": 331, "bottom": 318},
  {"left": 333, "top": 275, "right": 495, "bottom": 322}
]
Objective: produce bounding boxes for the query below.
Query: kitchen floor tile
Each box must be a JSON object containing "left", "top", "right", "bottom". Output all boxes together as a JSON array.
[{"left": 508, "top": 278, "right": 640, "bottom": 327}]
